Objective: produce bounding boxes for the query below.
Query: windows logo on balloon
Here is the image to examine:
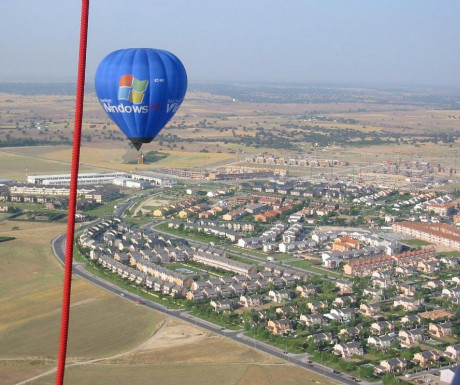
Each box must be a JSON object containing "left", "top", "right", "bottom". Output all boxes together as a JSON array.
[{"left": 118, "top": 75, "right": 149, "bottom": 104}]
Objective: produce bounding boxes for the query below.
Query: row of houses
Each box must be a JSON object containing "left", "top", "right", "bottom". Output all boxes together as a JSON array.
[
  {"left": 249, "top": 180, "right": 371, "bottom": 201},
  {"left": 152, "top": 198, "right": 201, "bottom": 217},
  {"left": 343, "top": 248, "right": 436, "bottom": 276},
  {"left": 245, "top": 154, "right": 349, "bottom": 168},
  {"left": 237, "top": 223, "right": 288, "bottom": 250},
  {"left": 0, "top": 183, "right": 122, "bottom": 204},
  {"left": 80, "top": 218, "right": 313, "bottom": 303},
  {"left": 168, "top": 220, "right": 242, "bottom": 242},
  {"left": 393, "top": 222, "right": 460, "bottom": 250}
]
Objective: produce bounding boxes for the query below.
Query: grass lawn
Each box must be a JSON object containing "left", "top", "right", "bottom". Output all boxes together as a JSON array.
[
  {"left": 84, "top": 202, "right": 119, "bottom": 217},
  {"left": 164, "top": 262, "right": 209, "bottom": 275},
  {"left": 125, "top": 217, "right": 155, "bottom": 226},
  {"left": 227, "top": 246, "right": 293, "bottom": 262},
  {"left": 401, "top": 239, "right": 433, "bottom": 247},
  {"left": 228, "top": 254, "right": 260, "bottom": 265},
  {"left": 439, "top": 251, "right": 460, "bottom": 258},
  {"left": 286, "top": 259, "right": 345, "bottom": 278},
  {"left": 154, "top": 222, "right": 228, "bottom": 245},
  {"left": 1, "top": 202, "right": 66, "bottom": 212},
  {"left": 271, "top": 253, "right": 294, "bottom": 261}
]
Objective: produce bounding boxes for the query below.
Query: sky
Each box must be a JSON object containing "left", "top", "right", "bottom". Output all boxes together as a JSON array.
[{"left": 1, "top": 0, "right": 459, "bottom": 87}]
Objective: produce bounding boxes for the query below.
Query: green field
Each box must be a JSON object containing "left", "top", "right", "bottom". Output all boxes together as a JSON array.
[
  {"left": 439, "top": 251, "right": 460, "bottom": 258},
  {"left": 286, "top": 259, "right": 345, "bottom": 278},
  {"left": 401, "top": 239, "right": 434, "bottom": 247},
  {"left": 154, "top": 222, "right": 228, "bottom": 244}
]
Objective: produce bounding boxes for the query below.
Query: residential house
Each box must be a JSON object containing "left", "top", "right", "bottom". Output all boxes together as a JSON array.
[
  {"left": 443, "top": 287, "right": 460, "bottom": 298},
  {"left": 333, "top": 341, "right": 364, "bottom": 359},
  {"left": 364, "top": 287, "right": 383, "bottom": 300},
  {"left": 269, "top": 289, "right": 291, "bottom": 303},
  {"left": 338, "top": 326, "right": 363, "bottom": 340},
  {"left": 367, "top": 335, "right": 396, "bottom": 351},
  {"left": 375, "top": 358, "right": 407, "bottom": 374},
  {"left": 201, "top": 285, "right": 221, "bottom": 298},
  {"left": 228, "top": 283, "right": 245, "bottom": 296},
  {"left": 325, "top": 308, "right": 355, "bottom": 322},
  {"left": 210, "top": 299, "right": 236, "bottom": 312},
  {"left": 401, "top": 315, "right": 422, "bottom": 327},
  {"left": 360, "top": 302, "right": 381, "bottom": 317},
  {"left": 267, "top": 319, "right": 293, "bottom": 335},
  {"left": 296, "top": 284, "right": 318, "bottom": 298},
  {"left": 240, "top": 294, "right": 264, "bottom": 308},
  {"left": 308, "top": 300, "right": 328, "bottom": 313},
  {"left": 429, "top": 321, "right": 452, "bottom": 338},
  {"left": 418, "top": 260, "right": 439, "bottom": 274},
  {"left": 425, "top": 280, "right": 444, "bottom": 290},
  {"left": 413, "top": 350, "right": 441, "bottom": 367},
  {"left": 332, "top": 295, "right": 357, "bottom": 307},
  {"left": 335, "top": 279, "right": 353, "bottom": 294},
  {"left": 308, "top": 332, "right": 334, "bottom": 345},
  {"left": 399, "top": 328, "right": 426, "bottom": 347},
  {"left": 371, "top": 321, "right": 395, "bottom": 336},
  {"left": 445, "top": 344, "right": 460, "bottom": 361},
  {"left": 276, "top": 306, "right": 298, "bottom": 316},
  {"left": 398, "top": 283, "right": 416, "bottom": 297},
  {"left": 393, "top": 296, "right": 422, "bottom": 311},
  {"left": 300, "top": 313, "right": 326, "bottom": 327}
]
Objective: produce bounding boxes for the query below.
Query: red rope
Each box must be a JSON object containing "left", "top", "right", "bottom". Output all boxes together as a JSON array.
[{"left": 55, "top": 1, "right": 89, "bottom": 384}]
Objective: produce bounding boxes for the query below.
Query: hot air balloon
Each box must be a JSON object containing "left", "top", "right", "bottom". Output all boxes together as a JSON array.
[{"left": 95, "top": 48, "right": 187, "bottom": 150}]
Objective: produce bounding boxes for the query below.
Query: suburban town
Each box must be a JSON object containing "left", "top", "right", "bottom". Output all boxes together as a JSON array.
[
  {"left": 1, "top": 166, "right": 459, "bottom": 384},
  {"left": 2, "top": 3, "right": 459, "bottom": 385}
]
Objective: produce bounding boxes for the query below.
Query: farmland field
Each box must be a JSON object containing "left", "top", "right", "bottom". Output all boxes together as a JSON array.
[{"left": 1, "top": 85, "right": 459, "bottom": 182}]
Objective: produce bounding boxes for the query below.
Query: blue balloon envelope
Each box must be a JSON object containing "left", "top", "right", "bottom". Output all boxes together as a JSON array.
[{"left": 95, "top": 48, "right": 187, "bottom": 150}]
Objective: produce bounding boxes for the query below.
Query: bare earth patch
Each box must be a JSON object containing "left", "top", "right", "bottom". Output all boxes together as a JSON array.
[{"left": 135, "top": 318, "right": 206, "bottom": 351}]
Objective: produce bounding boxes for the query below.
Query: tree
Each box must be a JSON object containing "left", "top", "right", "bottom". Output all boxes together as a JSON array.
[{"left": 359, "top": 366, "right": 375, "bottom": 379}]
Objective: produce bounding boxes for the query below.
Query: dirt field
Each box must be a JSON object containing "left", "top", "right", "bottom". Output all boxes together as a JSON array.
[
  {"left": 0, "top": 220, "right": 165, "bottom": 385},
  {"left": 23, "top": 317, "right": 341, "bottom": 385},
  {"left": 27, "top": 363, "right": 335, "bottom": 385}
]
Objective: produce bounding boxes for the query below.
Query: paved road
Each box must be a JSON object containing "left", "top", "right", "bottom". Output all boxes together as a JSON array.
[{"left": 52, "top": 232, "right": 364, "bottom": 385}]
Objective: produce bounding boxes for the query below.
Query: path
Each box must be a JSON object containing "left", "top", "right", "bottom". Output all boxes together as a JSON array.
[{"left": 14, "top": 317, "right": 169, "bottom": 385}]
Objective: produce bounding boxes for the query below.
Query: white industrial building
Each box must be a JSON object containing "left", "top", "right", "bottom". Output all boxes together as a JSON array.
[
  {"left": 113, "top": 177, "right": 150, "bottom": 189},
  {"left": 440, "top": 366, "right": 459, "bottom": 384},
  {"left": 131, "top": 172, "right": 177, "bottom": 187},
  {"left": 27, "top": 172, "right": 128, "bottom": 186}
]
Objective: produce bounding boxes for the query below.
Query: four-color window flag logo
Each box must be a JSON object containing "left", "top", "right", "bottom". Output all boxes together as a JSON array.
[{"left": 118, "top": 75, "right": 149, "bottom": 104}]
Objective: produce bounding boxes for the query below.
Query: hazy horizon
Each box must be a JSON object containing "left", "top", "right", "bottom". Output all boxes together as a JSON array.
[{"left": 1, "top": 0, "right": 459, "bottom": 87}]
